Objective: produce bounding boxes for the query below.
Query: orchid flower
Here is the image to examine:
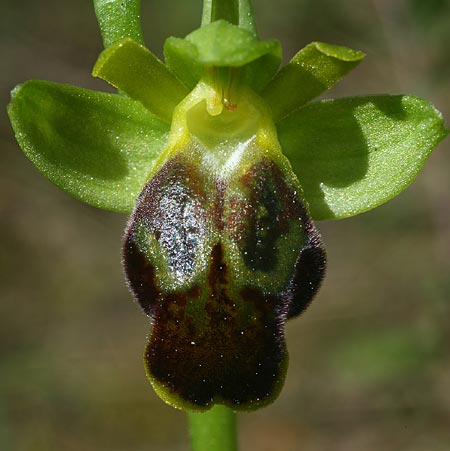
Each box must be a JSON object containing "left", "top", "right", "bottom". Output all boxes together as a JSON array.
[{"left": 7, "top": 0, "right": 448, "bottom": 415}]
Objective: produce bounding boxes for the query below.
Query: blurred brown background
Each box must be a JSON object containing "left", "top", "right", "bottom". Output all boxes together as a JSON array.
[{"left": 1, "top": 0, "right": 449, "bottom": 450}]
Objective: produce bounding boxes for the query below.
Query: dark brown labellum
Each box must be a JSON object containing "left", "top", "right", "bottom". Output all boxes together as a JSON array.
[{"left": 123, "top": 151, "right": 326, "bottom": 411}]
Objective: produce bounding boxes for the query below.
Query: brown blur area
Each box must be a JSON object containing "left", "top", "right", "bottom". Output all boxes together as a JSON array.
[{"left": 1, "top": 0, "right": 449, "bottom": 450}]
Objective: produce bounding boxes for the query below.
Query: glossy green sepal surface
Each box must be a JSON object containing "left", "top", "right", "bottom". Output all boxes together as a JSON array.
[
  {"left": 278, "top": 95, "right": 449, "bottom": 220},
  {"left": 7, "top": 80, "right": 169, "bottom": 213}
]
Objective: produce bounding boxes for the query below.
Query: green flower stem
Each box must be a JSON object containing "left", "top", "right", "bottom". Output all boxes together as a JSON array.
[
  {"left": 202, "top": 0, "right": 257, "bottom": 36},
  {"left": 237, "top": 0, "right": 257, "bottom": 36},
  {"left": 93, "top": 0, "right": 144, "bottom": 48},
  {"left": 188, "top": 406, "right": 238, "bottom": 451},
  {"left": 202, "top": 0, "right": 239, "bottom": 26}
]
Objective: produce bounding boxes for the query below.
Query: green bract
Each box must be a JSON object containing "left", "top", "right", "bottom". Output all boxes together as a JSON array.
[{"left": 7, "top": 0, "right": 448, "bottom": 412}]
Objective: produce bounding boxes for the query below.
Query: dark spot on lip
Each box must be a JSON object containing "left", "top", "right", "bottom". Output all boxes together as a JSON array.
[
  {"left": 235, "top": 159, "right": 307, "bottom": 272},
  {"left": 207, "top": 242, "right": 228, "bottom": 299},
  {"left": 286, "top": 243, "right": 327, "bottom": 318}
]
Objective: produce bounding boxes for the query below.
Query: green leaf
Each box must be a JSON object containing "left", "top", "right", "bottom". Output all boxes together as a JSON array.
[
  {"left": 263, "top": 42, "right": 365, "bottom": 122},
  {"left": 277, "top": 95, "right": 449, "bottom": 220},
  {"left": 7, "top": 80, "right": 169, "bottom": 213},
  {"left": 164, "top": 21, "right": 281, "bottom": 91},
  {"left": 93, "top": 38, "right": 189, "bottom": 123},
  {"left": 93, "top": 0, "right": 144, "bottom": 49}
]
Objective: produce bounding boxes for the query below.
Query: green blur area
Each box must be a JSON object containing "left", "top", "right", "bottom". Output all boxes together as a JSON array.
[{"left": 0, "top": 0, "right": 449, "bottom": 449}]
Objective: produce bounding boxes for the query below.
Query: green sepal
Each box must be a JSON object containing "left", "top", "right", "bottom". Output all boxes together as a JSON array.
[
  {"left": 277, "top": 95, "right": 449, "bottom": 220},
  {"left": 164, "top": 20, "right": 281, "bottom": 91},
  {"left": 263, "top": 42, "right": 365, "bottom": 122},
  {"left": 93, "top": 0, "right": 144, "bottom": 49},
  {"left": 7, "top": 80, "right": 169, "bottom": 213},
  {"left": 93, "top": 38, "right": 189, "bottom": 123}
]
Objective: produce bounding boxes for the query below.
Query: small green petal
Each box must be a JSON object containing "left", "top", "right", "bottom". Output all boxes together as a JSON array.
[
  {"left": 93, "top": 0, "right": 144, "bottom": 49},
  {"left": 263, "top": 41, "right": 365, "bottom": 122},
  {"left": 93, "top": 38, "right": 189, "bottom": 123},
  {"left": 7, "top": 80, "right": 169, "bottom": 213},
  {"left": 277, "top": 95, "right": 449, "bottom": 220}
]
